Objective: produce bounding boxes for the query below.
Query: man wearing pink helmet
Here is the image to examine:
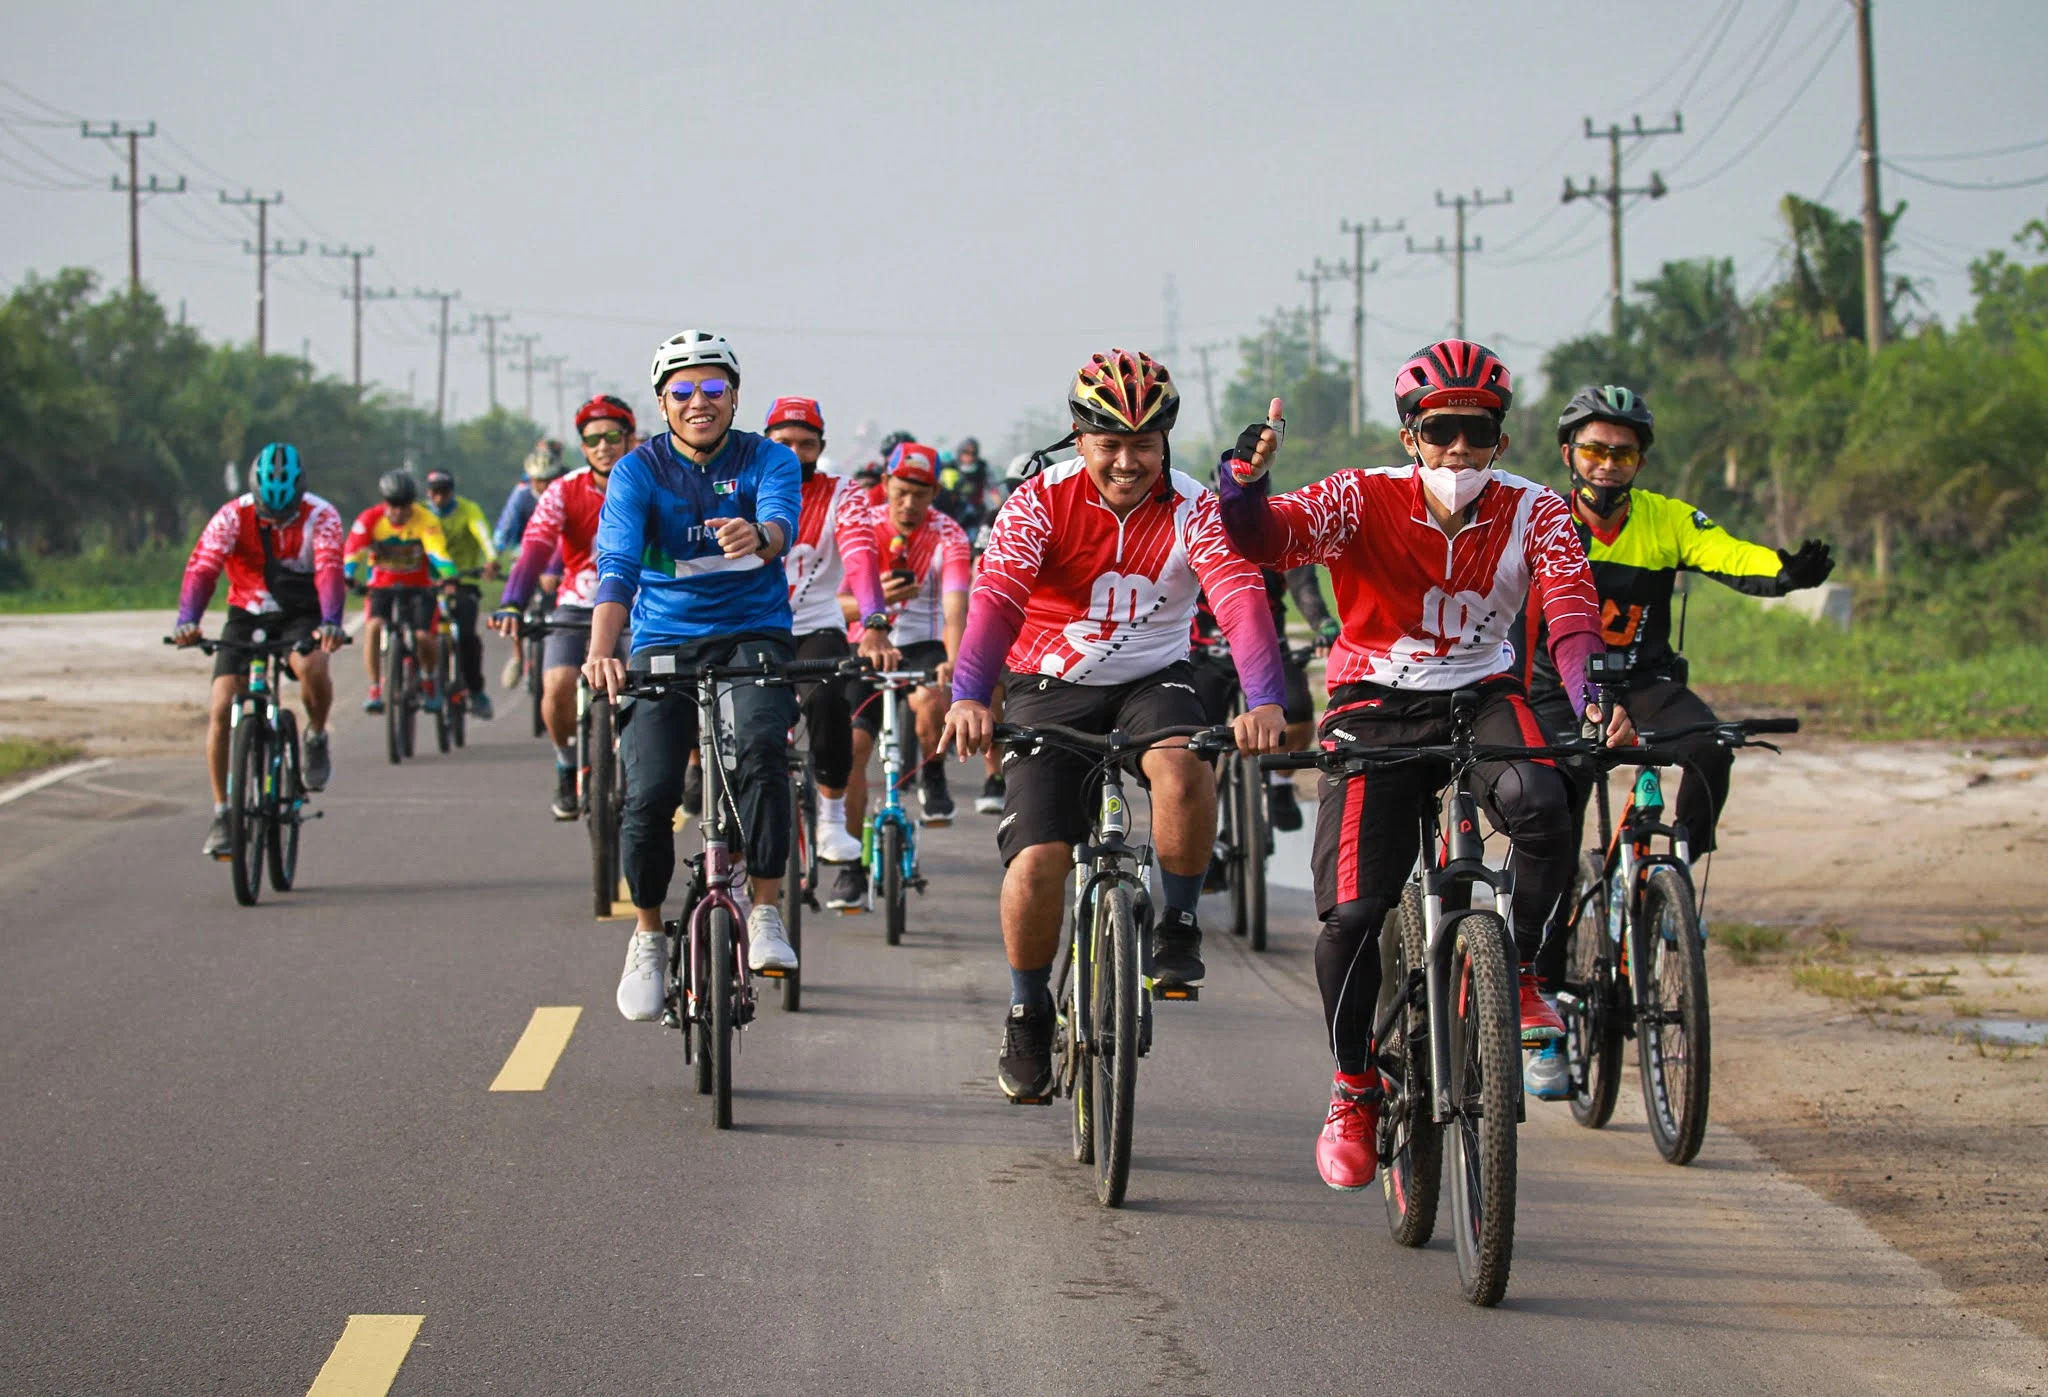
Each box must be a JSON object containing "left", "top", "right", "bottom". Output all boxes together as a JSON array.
[{"left": 1218, "top": 340, "right": 1632, "bottom": 1194}]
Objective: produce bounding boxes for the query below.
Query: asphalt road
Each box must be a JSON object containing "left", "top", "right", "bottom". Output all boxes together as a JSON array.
[{"left": 2, "top": 639, "right": 2043, "bottom": 1396}]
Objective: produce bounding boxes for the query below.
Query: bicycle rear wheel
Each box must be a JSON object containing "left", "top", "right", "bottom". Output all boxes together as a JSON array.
[
  {"left": 710, "top": 906, "right": 736, "bottom": 1129},
  {"left": 1223, "top": 755, "right": 1249, "bottom": 938},
  {"left": 527, "top": 635, "right": 546, "bottom": 738},
  {"left": 227, "top": 713, "right": 269, "bottom": 907},
  {"left": 266, "top": 710, "right": 302, "bottom": 892},
  {"left": 881, "top": 821, "right": 905, "bottom": 946},
  {"left": 434, "top": 643, "right": 454, "bottom": 753},
  {"left": 1637, "top": 866, "right": 1711, "bottom": 1165},
  {"left": 588, "top": 700, "right": 619, "bottom": 919},
  {"left": 1091, "top": 885, "right": 1140, "bottom": 1206},
  {"left": 1380, "top": 884, "right": 1442, "bottom": 1246},
  {"left": 1239, "top": 753, "right": 1269, "bottom": 951},
  {"left": 399, "top": 654, "right": 418, "bottom": 759},
  {"left": 1446, "top": 911, "right": 1518, "bottom": 1307},
  {"left": 779, "top": 770, "right": 809, "bottom": 1012},
  {"left": 1566, "top": 850, "right": 1622, "bottom": 1129},
  {"left": 384, "top": 633, "right": 405, "bottom": 765}
]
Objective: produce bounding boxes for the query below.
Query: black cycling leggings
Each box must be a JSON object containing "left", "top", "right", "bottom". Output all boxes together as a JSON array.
[{"left": 795, "top": 629, "right": 854, "bottom": 789}]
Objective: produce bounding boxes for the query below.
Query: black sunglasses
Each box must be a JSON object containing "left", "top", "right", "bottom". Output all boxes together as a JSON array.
[{"left": 1413, "top": 415, "right": 1502, "bottom": 449}]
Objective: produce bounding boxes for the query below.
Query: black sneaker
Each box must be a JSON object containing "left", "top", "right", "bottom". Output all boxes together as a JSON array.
[
  {"left": 302, "top": 731, "right": 331, "bottom": 792},
  {"left": 998, "top": 1003, "right": 1054, "bottom": 1102},
  {"left": 1151, "top": 908, "right": 1206, "bottom": 987},
  {"left": 682, "top": 761, "right": 703, "bottom": 817},
  {"left": 203, "top": 812, "right": 232, "bottom": 858},
  {"left": 919, "top": 765, "right": 955, "bottom": 825},
  {"left": 974, "top": 774, "right": 1005, "bottom": 815},
  {"left": 1267, "top": 779, "right": 1303, "bottom": 833},
  {"left": 551, "top": 764, "right": 578, "bottom": 821},
  {"left": 826, "top": 863, "right": 867, "bottom": 911}
]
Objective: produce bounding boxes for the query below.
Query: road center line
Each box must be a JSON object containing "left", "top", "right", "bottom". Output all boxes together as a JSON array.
[
  {"left": 305, "top": 1314, "right": 423, "bottom": 1396},
  {"left": 489, "top": 1006, "right": 582, "bottom": 1091}
]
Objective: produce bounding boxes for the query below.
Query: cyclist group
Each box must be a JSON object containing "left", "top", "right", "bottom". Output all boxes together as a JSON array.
[{"left": 174, "top": 329, "right": 1832, "bottom": 1194}]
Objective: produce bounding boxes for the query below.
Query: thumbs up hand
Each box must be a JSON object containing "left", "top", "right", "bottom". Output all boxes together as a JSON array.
[{"left": 1226, "top": 397, "right": 1286, "bottom": 485}]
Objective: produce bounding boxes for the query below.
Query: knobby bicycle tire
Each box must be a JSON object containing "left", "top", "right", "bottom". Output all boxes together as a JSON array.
[
  {"left": 1567, "top": 850, "right": 1622, "bottom": 1130},
  {"left": 1638, "top": 866, "right": 1710, "bottom": 1165},
  {"left": 434, "top": 643, "right": 454, "bottom": 754},
  {"left": 384, "top": 634, "right": 405, "bottom": 765},
  {"left": 1447, "top": 912, "right": 1518, "bottom": 1307},
  {"left": 1066, "top": 921, "right": 1094, "bottom": 1165},
  {"left": 1093, "top": 885, "right": 1140, "bottom": 1207},
  {"left": 1224, "top": 755, "right": 1249, "bottom": 939},
  {"left": 527, "top": 635, "right": 546, "bottom": 738},
  {"left": 881, "top": 822, "right": 906, "bottom": 947},
  {"left": 1241, "top": 753, "right": 1270, "bottom": 951},
  {"left": 1380, "top": 883, "right": 1442, "bottom": 1246},
  {"left": 711, "top": 906, "right": 736, "bottom": 1129},
  {"left": 588, "top": 700, "right": 618, "bottom": 920},
  {"left": 399, "top": 651, "right": 418, "bottom": 759},
  {"left": 266, "top": 709, "right": 302, "bottom": 893},
  {"left": 228, "top": 712, "right": 269, "bottom": 907},
  {"left": 779, "top": 770, "right": 809, "bottom": 1012}
]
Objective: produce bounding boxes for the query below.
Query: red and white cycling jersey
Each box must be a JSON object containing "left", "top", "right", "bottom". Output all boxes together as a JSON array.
[
  {"left": 176, "top": 492, "right": 346, "bottom": 625},
  {"left": 516, "top": 466, "right": 607, "bottom": 606},
  {"left": 862, "top": 508, "right": 972, "bottom": 648},
  {"left": 785, "top": 471, "right": 876, "bottom": 635},
  {"left": 954, "top": 461, "right": 1281, "bottom": 704},
  {"left": 1220, "top": 465, "right": 1600, "bottom": 692}
]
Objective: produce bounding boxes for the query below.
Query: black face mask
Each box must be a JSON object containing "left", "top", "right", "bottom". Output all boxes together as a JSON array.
[{"left": 1571, "top": 473, "right": 1631, "bottom": 517}]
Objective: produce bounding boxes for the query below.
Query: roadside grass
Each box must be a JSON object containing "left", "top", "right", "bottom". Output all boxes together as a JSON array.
[
  {"left": 1714, "top": 921, "right": 1790, "bottom": 965},
  {"left": 0, "top": 544, "right": 189, "bottom": 614},
  {"left": 1792, "top": 963, "right": 1911, "bottom": 1003},
  {"left": 0, "top": 738, "right": 83, "bottom": 783},
  {"left": 1682, "top": 583, "right": 2048, "bottom": 740}
]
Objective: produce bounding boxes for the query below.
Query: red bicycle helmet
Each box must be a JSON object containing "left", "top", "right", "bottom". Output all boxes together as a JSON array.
[
  {"left": 764, "top": 396, "right": 825, "bottom": 434},
  {"left": 885, "top": 441, "right": 940, "bottom": 487},
  {"left": 1393, "top": 340, "right": 1513, "bottom": 421},
  {"left": 1069, "top": 347, "right": 1180, "bottom": 435},
  {"left": 574, "top": 394, "right": 637, "bottom": 432}
]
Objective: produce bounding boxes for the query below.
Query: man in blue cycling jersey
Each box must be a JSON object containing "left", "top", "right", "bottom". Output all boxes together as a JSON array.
[{"left": 583, "top": 330, "right": 804, "bottom": 1022}]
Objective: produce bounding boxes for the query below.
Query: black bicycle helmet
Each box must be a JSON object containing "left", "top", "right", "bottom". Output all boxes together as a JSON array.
[
  {"left": 379, "top": 469, "right": 419, "bottom": 506},
  {"left": 1556, "top": 384, "right": 1655, "bottom": 448}
]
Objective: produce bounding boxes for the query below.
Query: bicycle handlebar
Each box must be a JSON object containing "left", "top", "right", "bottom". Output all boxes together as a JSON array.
[
  {"left": 1638, "top": 716, "right": 1800, "bottom": 741},
  {"left": 862, "top": 668, "right": 941, "bottom": 688},
  {"left": 164, "top": 633, "right": 351, "bottom": 656},
  {"left": 617, "top": 655, "right": 864, "bottom": 698},
  {"left": 993, "top": 721, "right": 1236, "bottom": 758},
  {"left": 1259, "top": 714, "right": 1799, "bottom": 774}
]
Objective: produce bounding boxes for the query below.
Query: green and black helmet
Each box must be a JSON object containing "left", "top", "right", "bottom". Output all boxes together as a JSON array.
[{"left": 1556, "top": 384, "right": 1655, "bottom": 448}]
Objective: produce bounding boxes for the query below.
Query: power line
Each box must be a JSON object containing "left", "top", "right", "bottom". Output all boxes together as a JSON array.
[
  {"left": 0, "top": 76, "right": 78, "bottom": 120},
  {"left": 1881, "top": 161, "right": 2048, "bottom": 193},
  {"left": 1888, "top": 136, "right": 2048, "bottom": 165},
  {"left": 83, "top": 120, "right": 186, "bottom": 293},
  {"left": 1564, "top": 114, "right": 1684, "bottom": 338},
  {"left": 1407, "top": 188, "right": 1512, "bottom": 339},
  {"left": 1661, "top": 0, "right": 1804, "bottom": 175},
  {"left": 1671, "top": 16, "right": 1852, "bottom": 193}
]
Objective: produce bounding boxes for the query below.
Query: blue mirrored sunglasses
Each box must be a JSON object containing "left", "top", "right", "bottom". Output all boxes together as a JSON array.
[{"left": 667, "top": 378, "right": 731, "bottom": 404}]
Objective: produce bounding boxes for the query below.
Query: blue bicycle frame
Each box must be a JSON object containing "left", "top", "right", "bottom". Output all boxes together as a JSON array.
[{"left": 863, "top": 670, "right": 928, "bottom": 941}]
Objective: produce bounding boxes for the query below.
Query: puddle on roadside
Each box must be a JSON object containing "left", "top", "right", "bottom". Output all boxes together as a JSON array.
[{"left": 1941, "top": 1018, "right": 2048, "bottom": 1047}]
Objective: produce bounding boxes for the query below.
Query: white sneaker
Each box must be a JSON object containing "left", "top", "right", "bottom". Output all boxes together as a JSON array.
[
  {"left": 747, "top": 904, "right": 799, "bottom": 972},
  {"left": 817, "top": 821, "right": 863, "bottom": 864},
  {"left": 616, "top": 930, "right": 668, "bottom": 1021}
]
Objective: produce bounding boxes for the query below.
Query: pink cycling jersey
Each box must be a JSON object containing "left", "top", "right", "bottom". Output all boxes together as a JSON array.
[
  {"left": 1217, "top": 463, "right": 1602, "bottom": 709},
  {"left": 786, "top": 471, "right": 882, "bottom": 635},
  {"left": 953, "top": 460, "right": 1284, "bottom": 708},
  {"left": 502, "top": 466, "right": 606, "bottom": 609},
  {"left": 855, "top": 507, "right": 972, "bottom": 648},
  {"left": 177, "top": 493, "right": 346, "bottom": 627}
]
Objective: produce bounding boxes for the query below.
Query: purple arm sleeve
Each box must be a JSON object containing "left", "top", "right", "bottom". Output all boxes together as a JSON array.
[
  {"left": 949, "top": 596, "right": 1022, "bottom": 707},
  {"left": 1215, "top": 463, "right": 1290, "bottom": 566},
  {"left": 1552, "top": 629, "right": 1600, "bottom": 720},
  {"left": 1210, "top": 583, "right": 1288, "bottom": 712},
  {"left": 500, "top": 534, "right": 557, "bottom": 610}
]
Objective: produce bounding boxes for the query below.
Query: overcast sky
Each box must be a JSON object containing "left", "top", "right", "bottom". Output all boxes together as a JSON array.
[{"left": 7, "top": 0, "right": 2047, "bottom": 456}]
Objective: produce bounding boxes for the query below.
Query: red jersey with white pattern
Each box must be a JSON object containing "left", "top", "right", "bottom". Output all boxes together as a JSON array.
[
  {"left": 1217, "top": 464, "right": 1600, "bottom": 692},
  {"left": 785, "top": 472, "right": 878, "bottom": 635},
  {"left": 504, "top": 466, "right": 606, "bottom": 607},
  {"left": 953, "top": 461, "right": 1284, "bottom": 707},
  {"left": 177, "top": 493, "right": 346, "bottom": 626},
  {"left": 863, "top": 507, "right": 972, "bottom": 647}
]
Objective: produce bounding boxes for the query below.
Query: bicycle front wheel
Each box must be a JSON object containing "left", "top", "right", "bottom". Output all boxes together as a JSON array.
[
  {"left": 1447, "top": 911, "right": 1518, "bottom": 1307},
  {"left": 710, "top": 906, "right": 736, "bottom": 1129},
  {"left": 527, "top": 634, "right": 546, "bottom": 738},
  {"left": 266, "top": 709, "right": 302, "bottom": 893},
  {"left": 1380, "top": 884, "right": 1442, "bottom": 1246},
  {"left": 1091, "top": 885, "right": 1140, "bottom": 1207},
  {"left": 1637, "top": 866, "right": 1711, "bottom": 1165},
  {"left": 1065, "top": 944, "right": 1093, "bottom": 1164},
  {"left": 227, "top": 713, "right": 268, "bottom": 907},
  {"left": 434, "top": 643, "right": 453, "bottom": 753},
  {"left": 588, "top": 700, "right": 619, "bottom": 919},
  {"left": 399, "top": 654, "right": 418, "bottom": 759},
  {"left": 1239, "top": 754, "right": 1270, "bottom": 951},
  {"left": 690, "top": 917, "right": 713, "bottom": 1098},
  {"left": 881, "top": 821, "right": 905, "bottom": 947},
  {"left": 384, "top": 633, "right": 405, "bottom": 765},
  {"left": 1566, "top": 850, "right": 1621, "bottom": 1130},
  {"left": 1223, "top": 756, "right": 1249, "bottom": 938},
  {"left": 779, "top": 771, "right": 808, "bottom": 1012}
]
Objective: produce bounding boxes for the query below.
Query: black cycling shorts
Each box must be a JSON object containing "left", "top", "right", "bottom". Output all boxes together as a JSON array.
[
  {"left": 365, "top": 587, "right": 437, "bottom": 634},
  {"left": 852, "top": 639, "right": 948, "bottom": 734},
  {"left": 1188, "top": 647, "right": 1314, "bottom": 725},
  {"left": 994, "top": 662, "right": 1207, "bottom": 864},
  {"left": 213, "top": 605, "right": 321, "bottom": 680}
]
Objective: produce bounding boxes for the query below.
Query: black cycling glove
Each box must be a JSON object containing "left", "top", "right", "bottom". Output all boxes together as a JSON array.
[
  {"left": 1778, "top": 538, "right": 1835, "bottom": 589},
  {"left": 1224, "top": 410, "right": 1286, "bottom": 485}
]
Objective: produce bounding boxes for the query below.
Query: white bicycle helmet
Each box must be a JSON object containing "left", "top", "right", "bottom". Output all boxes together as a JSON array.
[{"left": 649, "top": 330, "right": 741, "bottom": 389}]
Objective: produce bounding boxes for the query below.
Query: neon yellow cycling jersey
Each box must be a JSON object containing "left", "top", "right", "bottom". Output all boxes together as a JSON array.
[{"left": 430, "top": 495, "right": 496, "bottom": 576}]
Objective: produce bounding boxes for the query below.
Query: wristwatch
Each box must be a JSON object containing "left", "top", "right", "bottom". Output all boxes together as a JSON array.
[{"left": 863, "top": 611, "right": 892, "bottom": 633}]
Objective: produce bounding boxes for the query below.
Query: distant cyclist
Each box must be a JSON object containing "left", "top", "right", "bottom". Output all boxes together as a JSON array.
[
  {"left": 491, "top": 395, "right": 641, "bottom": 817},
  {"left": 969, "top": 451, "right": 1042, "bottom": 815},
  {"left": 941, "top": 348, "right": 1288, "bottom": 1103},
  {"left": 762, "top": 393, "right": 891, "bottom": 905},
  {"left": 174, "top": 443, "right": 347, "bottom": 856},
  {"left": 424, "top": 469, "right": 500, "bottom": 720},
  {"left": 1217, "top": 341, "right": 1631, "bottom": 1191},
  {"left": 346, "top": 470, "right": 457, "bottom": 714},
  {"left": 584, "top": 330, "right": 804, "bottom": 1021},
  {"left": 494, "top": 439, "right": 567, "bottom": 555}
]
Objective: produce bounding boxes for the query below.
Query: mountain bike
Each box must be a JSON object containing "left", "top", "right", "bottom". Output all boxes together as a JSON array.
[
  {"left": 168, "top": 631, "right": 347, "bottom": 907},
  {"left": 518, "top": 614, "right": 620, "bottom": 919},
  {"left": 368, "top": 584, "right": 438, "bottom": 765},
  {"left": 1263, "top": 690, "right": 1562, "bottom": 1307},
  {"left": 622, "top": 653, "right": 852, "bottom": 1129},
  {"left": 995, "top": 720, "right": 1235, "bottom": 1207},
  {"left": 1556, "top": 670, "right": 1798, "bottom": 1165},
  {"left": 433, "top": 574, "right": 486, "bottom": 753},
  {"left": 861, "top": 668, "right": 936, "bottom": 947}
]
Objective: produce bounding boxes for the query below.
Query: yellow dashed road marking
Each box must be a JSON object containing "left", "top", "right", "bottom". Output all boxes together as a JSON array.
[
  {"left": 488, "top": 1006, "right": 582, "bottom": 1091},
  {"left": 306, "top": 1314, "right": 423, "bottom": 1396}
]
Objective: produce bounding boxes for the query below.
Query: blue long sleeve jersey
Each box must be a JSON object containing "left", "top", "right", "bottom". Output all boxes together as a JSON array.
[
  {"left": 592, "top": 429, "right": 800, "bottom": 648},
  {"left": 494, "top": 481, "right": 538, "bottom": 555}
]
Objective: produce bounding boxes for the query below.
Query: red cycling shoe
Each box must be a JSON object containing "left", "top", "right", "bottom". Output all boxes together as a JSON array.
[
  {"left": 1315, "top": 1071, "right": 1384, "bottom": 1191},
  {"left": 1520, "top": 970, "right": 1565, "bottom": 1045}
]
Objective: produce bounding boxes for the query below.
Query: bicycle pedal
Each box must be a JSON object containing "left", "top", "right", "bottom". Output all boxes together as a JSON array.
[
  {"left": 1151, "top": 983, "right": 1200, "bottom": 1002},
  {"left": 1006, "top": 1092, "right": 1054, "bottom": 1106},
  {"left": 210, "top": 852, "right": 233, "bottom": 863},
  {"left": 756, "top": 966, "right": 788, "bottom": 979}
]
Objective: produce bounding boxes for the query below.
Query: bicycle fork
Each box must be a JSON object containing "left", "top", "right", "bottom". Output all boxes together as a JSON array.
[{"left": 1420, "top": 791, "right": 1517, "bottom": 1124}]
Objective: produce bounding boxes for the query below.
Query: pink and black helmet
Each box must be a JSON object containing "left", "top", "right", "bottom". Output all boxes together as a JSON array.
[{"left": 1393, "top": 339, "right": 1514, "bottom": 422}]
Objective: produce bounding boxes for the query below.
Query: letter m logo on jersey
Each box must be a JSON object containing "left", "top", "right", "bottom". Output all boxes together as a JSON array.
[{"left": 1067, "top": 570, "right": 1167, "bottom": 650}]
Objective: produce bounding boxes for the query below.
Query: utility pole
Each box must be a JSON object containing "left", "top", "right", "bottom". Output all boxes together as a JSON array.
[
  {"left": 1408, "top": 189, "right": 1511, "bottom": 339},
  {"left": 221, "top": 191, "right": 299, "bottom": 353},
  {"left": 1563, "top": 113, "right": 1683, "bottom": 340},
  {"left": 321, "top": 245, "right": 390, "bottom": 390},
  {"left": 1161, "top": 273, "right": 1181, "bottom": 365},
  {"left": 1855, "top": 0, "right": 1886, "bottom": 355},
  {"left": 471, "top": 312, "right": 512, "bottom": 413},
  {"left": 1192, "top": 340, "right": 1228, "bottom": 443},
  {"left": 536, "top": 355, "right": 569, "bottom": 437},
  {"left": 1335, "top": 217, "right": 1402, "bottom": 435},
  {"left": 412, "top": 289, "right": 462, "bottom": 431},
  {"left": 1298, "top": 261, "right": 1347, "bottom": 369},
  {"left": 504, "top": 333, "right": 542, "bottom": 419},
  {"left": 83, "top": 121, "right": 183, "bottom": 294}
]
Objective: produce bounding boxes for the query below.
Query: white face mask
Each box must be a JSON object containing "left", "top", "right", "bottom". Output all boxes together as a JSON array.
[{"left": 1419, "top": 464, "right": 1491, "bottom": 514}]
